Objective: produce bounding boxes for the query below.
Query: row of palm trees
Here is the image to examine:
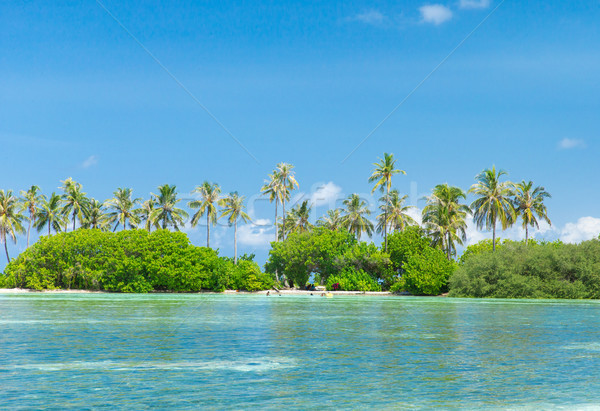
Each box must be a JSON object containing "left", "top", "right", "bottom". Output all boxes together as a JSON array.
[{"left": 0, "top": 157, "right": 551, "bottom": 265}]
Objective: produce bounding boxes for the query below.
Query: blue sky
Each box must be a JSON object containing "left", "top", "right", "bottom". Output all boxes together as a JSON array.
[{"left": 2, "top": 1, "right": 599, "bottom": 268}]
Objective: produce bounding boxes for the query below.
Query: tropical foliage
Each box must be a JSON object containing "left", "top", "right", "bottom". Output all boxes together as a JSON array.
[
  {"left": 341, "top": 194, "right": 374, "bottom": 240},
  {"left": 0, "top": 190, "right": 26, "bottom": 263},
  {"left": 188, "top": 182, "right": 221, "bottom": 248},
  {"left": 219, "top": 192, "right": 251, "bottom": 264},
  {"left": 513, "top": 180, "right": 552, "bottom": 245}
]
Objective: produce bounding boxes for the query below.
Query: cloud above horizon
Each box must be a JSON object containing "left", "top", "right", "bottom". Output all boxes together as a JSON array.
[
  {"left": 558, "top": 138, "right": 586, "bottom": 150},
  {"left": 310, "top": 182, "right": 344, "bottom": 207},
  {"left": 419, "top": 4, "right": 453, "bottom": 25},
  {"left": 350, "top": 10, "right": 386, "bottom": 25},
  {"left": 238, "top": 219, "right": 275, "bottom": 247},
  {"left": 459, "top": 0, "right": 491, "bottom": 9},
  {"left": 81, "top": 155, "right": 98, "bottom": 168}
]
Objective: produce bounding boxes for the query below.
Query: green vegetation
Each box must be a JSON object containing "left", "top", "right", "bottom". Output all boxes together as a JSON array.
[
  {"left": 450, "top": 240, "right": 600, "bottom": 298},
  {"left": 3, "top": 229, "right": 274, "bottom": 292}
]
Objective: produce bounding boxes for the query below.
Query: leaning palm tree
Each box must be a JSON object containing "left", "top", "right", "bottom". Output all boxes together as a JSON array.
[
  {"left": 422, "top": 184, "right": 471, "bottom": 260},
  {"left": 377, "top": 189, "right": 417, "bottom": 234},
  {"left": 34, "top": 193, "right": 65, "bottom": 236},
  {"left": 261, "top": 170, "right": 285, "bottom": 242},
  {"left": 368, "top": 153, "right": 405, "bottom": 252},
  {"left": 188, "top": 182, "right": 221, "bottom": 248},
  {"left": 20, "top": 185, "right": 45, "bottom": 247},
  {"left": 317, "top": 208, "right": 344, "bottom": 231},
  {"left": 275, "top": 163, "right": 299, "bottom": 241},
  {"left": 0, "top": 190, "right": 26, "bottom": 263},
  {"left": 341, "top": 193, "right": 374, "bottom": 241},
  {"left": 106, "top": 188, "right": 141, "bottom": 231},
  {"left": 82, "top": 199, "right": 110, "bottom": 231},
  {"left": 60, "top": 178, "right": 89, "bottom": 231},
  {"left": 469, "top": 166, "right": 516, "bottom": 251},
  {"left": 149, "top": 184, "right": 189, "bottom": 231},
  {"left": 219, "top": 192, "right": 251, "bottom": 264},
  {"left": 280, "top": 200, "right": 312, "bottom": 239},
  {"left": 513, "top": 180, "right": 552, "bottom": 245},
  {"left": 137, "top": 198, "right": 158, "bottom": 232}
]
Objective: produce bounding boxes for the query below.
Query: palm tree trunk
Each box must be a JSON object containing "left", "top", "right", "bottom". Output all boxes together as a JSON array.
[
  {"left": 275, "top": 201, "right": 279, "bottom": 242},
  {"left": 234, "top": 219, "right": 238, "bottom": 265},
  {"left": 525, "top": 225, "right": 529, "bottom": 246},
  {"left": 282, "top": 199, "right": 286, "bottom": 241},
  {"left": 72, "top": 214, "right": 76, "bottom": 231},
  {"left": 492, "top": 222, "right": 496, "bottom": 252},
  {"left": 206, "top": 213, "right": 210, "bottom": 248},
  {"left": 48, "top": 221, "right": 51, "bottom": 236},
  {"left": 4, "top": 239, "right": 10, "bottom": 263},
  {"left": 113, "top": 222, "right": 119, "bottom": 232},
  {"left": 27, "top": 216, "right": 32, "bottom": 248},
  {"left": 384, "top": 185, "right": 389, "bottom": 252}
]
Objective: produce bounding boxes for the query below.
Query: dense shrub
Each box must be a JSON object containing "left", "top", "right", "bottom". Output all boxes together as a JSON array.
[
  {"left": 2, "top": 229, "right": 275, "bottom": 292},
  {"left": 326, "top": 268, "right": 381, "bottom": 292},
  {"left": 449, "top": 240, "right": 600, "bottom": 298},
  {"left": 390, "top": 247, "right": 454, "bottom": 295},
  {"left": 387, "top": 227, "right": 431, "bottom": 271}
]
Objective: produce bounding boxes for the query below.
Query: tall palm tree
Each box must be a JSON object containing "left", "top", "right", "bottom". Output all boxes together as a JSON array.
[
  {"left": 137, "top": 198, "right": 158, "bottom": 232},
  {"left": 20, "top": 185, "right": 45, "bottom": 248},
  {"left": 317, "top": 208, "right": 344, "bottom": 231},
  {"left": 0, "top": 190, "right": 26, "bottom": 263},
  {"left": 106, "top": 188, "right": 141, "bottom": 231},
  {"left": 377, "top": 189, "right": 417, "bottom": 234},
  {"left": 188, "top": 182, "right": 221, "bottom": 248},
  {"left": 34, "top": 193, "right": 65, "bottom": 236},
  {"left": 219, "top": 192, "right": 251, "bottom": 264},
  {"left": 280, "top": 200, "right": 312, "bottom": 239},
  {"left": 513, "top": 180, "right": 552, "bottom": 245},
  {"left": 368, "top": 153, "right": 405, "bottom": 252},
  {"left": 275, "top": 163, "right": 299, "bottom": 241},
  {"left": 82, "top": 199, "right": 110, "bottom": 231},
  {"left": 341, "top": 193, "right": 374, "bottom": 241},
  {"left": 60, "top": 178, "right": 89, "bottom": 231},
  {"left": 422, "top": 184, "right": 471, "bottom": 260},
  {"left": 469, "top": 166, "right": 516, "bottom": 251},
  {"left": 149, "top": 184, "right": 189, "bottom": 231},
  {"left": 261, "top": 170, "right": 285, "bottom": 242}
]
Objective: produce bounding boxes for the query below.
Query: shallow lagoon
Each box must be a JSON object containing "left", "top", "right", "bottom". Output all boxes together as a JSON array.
[{"left": 2, "top": 293, "right": 600, "bottom": 409}]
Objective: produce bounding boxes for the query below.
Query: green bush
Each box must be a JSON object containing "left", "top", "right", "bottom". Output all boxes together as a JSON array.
[
  {"left": 227, "top": 260, "right": 275, "bottom": 291},
  {"left": 449, "top": 240, "right": 600, "bottom": 298},
  {"left": 326, "top": 268, "right": 381, "bottom": 291},
  {"left": 2, "top": 229, "right": 272, "bottom": 292},
  {"left": 391, "top": 246, "right": 454, "bottom": 295}
]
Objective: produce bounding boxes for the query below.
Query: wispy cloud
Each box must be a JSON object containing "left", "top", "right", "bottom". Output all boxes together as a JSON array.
[
  {"left": 459, "top": 0, "right": 491, "bottom": 9},
  {"left": 81, "top": 155, "right": 98, "bottom": 168},
  {"left": 558, "top": 138, "right": 586, "bottom": 150},
  {"left": 350, "top": 10, "right": 386, "bottom": 25},
  {"left": 310, "top": 182, "right": 343, "bottom": 207},
  {"left": 560, "top": 217, "right": 600, "bottom": 243},
  {"left": 419, "top": 4, "right": 453, "bottom": 25},
  {"left": 237, "top": 219, "right": 275, "bottom": 247}
]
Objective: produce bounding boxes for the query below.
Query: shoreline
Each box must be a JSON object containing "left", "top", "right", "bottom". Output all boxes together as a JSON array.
[{"left": 0, "top": 288, "right": 408, "bottom": 296}]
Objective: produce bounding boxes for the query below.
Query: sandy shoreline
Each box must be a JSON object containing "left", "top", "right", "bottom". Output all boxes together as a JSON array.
[{"left": 0, "top": 288, "right": 399, "bottom": 296}]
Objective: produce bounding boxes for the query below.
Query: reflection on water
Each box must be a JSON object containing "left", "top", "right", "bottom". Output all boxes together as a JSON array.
[{"left": 1, "top": 293, "right": 600, "bottom": 409}]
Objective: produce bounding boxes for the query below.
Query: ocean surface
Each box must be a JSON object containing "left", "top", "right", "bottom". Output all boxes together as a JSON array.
[{"left": 2, "top": 293, "right": 600, "bottom": 409}]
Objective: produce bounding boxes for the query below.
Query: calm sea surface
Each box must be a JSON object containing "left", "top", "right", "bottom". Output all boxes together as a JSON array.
[{"left": 1, "top": 293, "right": 600, "bottom": 409}]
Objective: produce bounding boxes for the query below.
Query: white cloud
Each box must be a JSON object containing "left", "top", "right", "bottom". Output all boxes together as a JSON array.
[
  {"left": 406, "top": 207, "right": 423, "bottom": 226},
  {"left": 310, "top": 182, "right": 344, "bottom": 207},
  {"left": 419, "top": 4, "right": 453, "bottom": 25},
  {"left": 459, "top": 0, "right": 490, "bottom": 9},
  {"left": 237, "top": 219, "right": 276, "bottom": 247},
  {"left": 560, "top": 217, "right": 600, "bottom": 243},
  {"left": 350, "top": 10, "right": 386, "bottom": 25},
  {"left": 558, "top": 138, "right": 586, "bottom": 150},
  {"left": 81, "top": 155, "right": 98, "bottom": 168}
]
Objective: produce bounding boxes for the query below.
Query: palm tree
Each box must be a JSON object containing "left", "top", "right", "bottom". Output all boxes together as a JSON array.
[
  {"left": 137, "top": 198, "right": 158, "bottom": 232},
  {"left": 106, "top": 188, "right": 141, "bottom": 231},
  {"left": 377, "top": 189, "right": 417, "bottom": 234},
  {"left": 275, "top": 163, "right": 299, "bottom": 241},
  {"left": 317, "top": 208, "right": 344, "bottom": 231},
  {"left": 188, "top": 182, "right": 221, "bottom": 248},
  {"left": 469, "top": 166, "right": 516, "bottom": 251},
  {"left": 0, "top": 190, "right": 26, "bottom": 263},
  {"left": 219, "top": 192, "right": 251, "bottom": 264},
  {"left": 60, "top": 178, "right": 89, "bottom": 231},
  {"left": 341, "top": 194, "right": 374, "bottom": 241},
  {"left": 261, "top": 170, "right": 285, "bottom": 242},
  {"left": 368, "top": 153, "right": 405, "bottom": 252},
  {"left": 34, "top": 193, "right": 65, "bottom": 236},
  {"left": 513, "top": 180, "right": 551, "bottom": 245},
  {"left": 20, "top": 185, "right": 45, "bottom": 248},
  {"left": 422, "top": 184, "right": 471, "bottom": 260},
  {"left": 149, "top": 184, "right": 189, "bottom": 231},
  {"left": 82, "top": 199, "right": 110, "bottom": 231},
  {"left": 280, "top": 200, "right": 312, "bottom": 239}
]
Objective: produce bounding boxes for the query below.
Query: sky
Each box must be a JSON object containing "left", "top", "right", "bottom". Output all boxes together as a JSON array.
[{"left": 1, "top": 1, "right": 600, "bottom": 268}]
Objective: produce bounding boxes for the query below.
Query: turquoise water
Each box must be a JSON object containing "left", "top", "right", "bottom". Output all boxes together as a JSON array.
[{"left": 2, "top": 294, "right": 600, "bottom": 409}]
